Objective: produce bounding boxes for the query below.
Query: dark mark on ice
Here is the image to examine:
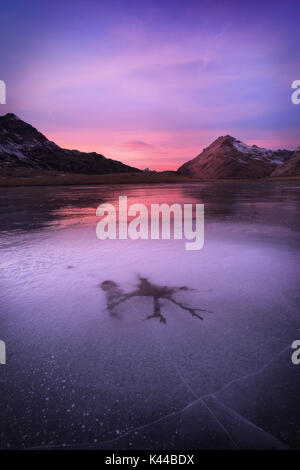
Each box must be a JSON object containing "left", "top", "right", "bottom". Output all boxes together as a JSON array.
[{"left": 101, "top": 276, "right": 211, "bottom": 324}]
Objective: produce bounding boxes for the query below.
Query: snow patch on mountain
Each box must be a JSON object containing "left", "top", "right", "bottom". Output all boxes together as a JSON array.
[{"left": 233, "top": 140, "right": 273, "bottom": 159}]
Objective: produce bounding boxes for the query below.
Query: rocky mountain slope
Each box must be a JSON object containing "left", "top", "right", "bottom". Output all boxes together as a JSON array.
[
  {"left": 177, "top": 135, "right": 293, "bottom": 179},
  {"left": 271, "top": 151, "right": 300, "bottom": 177},
  {"left": 0, "top": 113, "right": 140, "bottom": 174}
]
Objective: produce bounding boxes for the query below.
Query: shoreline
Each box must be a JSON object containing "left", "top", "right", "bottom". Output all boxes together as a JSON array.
[{"left": 0, "top": 171, "right": 299, "bottom": 187}]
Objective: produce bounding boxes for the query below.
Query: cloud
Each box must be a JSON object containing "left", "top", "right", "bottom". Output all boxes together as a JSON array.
[{"left": 121, "top": 140, "right": 154, "bottom": 149}]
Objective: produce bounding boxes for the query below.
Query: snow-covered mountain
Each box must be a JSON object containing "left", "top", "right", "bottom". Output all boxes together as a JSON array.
[
  {"left": 0, "top": 113, "right": 141, "bottom": 174},
  {"left": 271, "top": 150, "right": 300, "bottom": 177},
  {"left": 177, "top": 135, "right": 293, "bottom": 179}
]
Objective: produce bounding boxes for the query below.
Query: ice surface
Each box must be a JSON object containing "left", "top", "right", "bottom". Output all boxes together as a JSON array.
[{"left": 0, "top": 181, "right": 299, "bottom": 449}]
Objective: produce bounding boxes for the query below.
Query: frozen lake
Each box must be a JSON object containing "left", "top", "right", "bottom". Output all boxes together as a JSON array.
[{"left": 0, "top": 181, "right": 300, "bottom": 449}]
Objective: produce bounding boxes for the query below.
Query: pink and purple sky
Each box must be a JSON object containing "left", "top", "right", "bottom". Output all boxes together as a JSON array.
[{"left": 0, "top": 0, "right": 299, "bottom": 170}]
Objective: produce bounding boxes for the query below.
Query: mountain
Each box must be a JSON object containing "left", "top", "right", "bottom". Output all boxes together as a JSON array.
[
  {"left": 0, "top": 113, "right": 141, "bottom": 174},
  {"left": 177, "top": 135, "right": 293, "bottom": 179},
  {"left": 271, "top": 151, "right": 300, "bottom": 177}
]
